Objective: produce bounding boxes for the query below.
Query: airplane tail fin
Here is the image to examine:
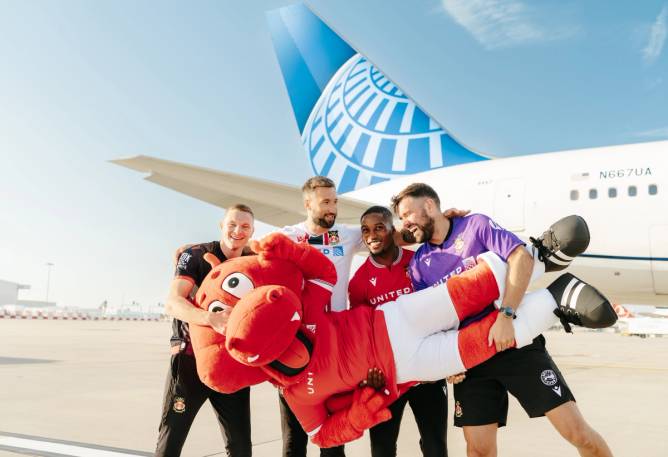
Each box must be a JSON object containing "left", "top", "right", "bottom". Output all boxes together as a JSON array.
[{"left": 267, "top": 3, "right": 487, "bottom": 193}]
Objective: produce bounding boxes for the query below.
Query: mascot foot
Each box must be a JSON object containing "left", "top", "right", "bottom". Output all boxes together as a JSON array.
[
  {"left": 547, "top": 273, "right": 617, "bottom": 332},
  {"left": 530, "top": 215, "right": 590, "bottom": 272}
]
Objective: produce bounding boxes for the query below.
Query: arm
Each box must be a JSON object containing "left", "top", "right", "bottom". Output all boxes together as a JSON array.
[
  {"left": 487, "top": 245, "right": 534, "bottom": 351},
  {"left": 165, "top": 278, "right": 228, "bottom": 333}
]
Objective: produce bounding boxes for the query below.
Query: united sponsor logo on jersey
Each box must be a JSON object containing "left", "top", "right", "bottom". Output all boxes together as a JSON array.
[
  {"left": 454, "top": 234, "right": 465, "bottom": 254},
  {"left": 369, "top": 287, "right": 412, "bottom": 305},
  {"left": 307, "top": 372, "right": 315, "bottom": 395},
  {"left": 369, "top": 277, "right": 377, "bottom": 286},
  {"left": 424, "top": 257, "right": 431, "bottom": 266},
  {"left": 333, "top": 246, "right": 344, "bottom": 256}
]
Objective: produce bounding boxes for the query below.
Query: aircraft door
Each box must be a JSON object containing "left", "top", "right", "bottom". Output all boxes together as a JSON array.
[
  {"left": 493, "top": 178, "right": 525, "bottom": 232},
  {"left": 650, "top": 226, "right": 668, "bottom": 294}
]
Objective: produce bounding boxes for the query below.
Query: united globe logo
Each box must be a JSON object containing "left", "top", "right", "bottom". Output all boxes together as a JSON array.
[{"left": 302, "top": 54, "right": 473, "bottom": 193}]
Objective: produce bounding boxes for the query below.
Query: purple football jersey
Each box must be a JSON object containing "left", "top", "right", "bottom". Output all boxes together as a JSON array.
[{"left": 409, "top": 214, "right": 524, "bottom": 291}]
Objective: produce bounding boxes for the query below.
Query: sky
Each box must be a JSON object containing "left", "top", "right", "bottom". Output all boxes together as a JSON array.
[{"left": 0, "top": 0, "right": 666, "bottom": 309}]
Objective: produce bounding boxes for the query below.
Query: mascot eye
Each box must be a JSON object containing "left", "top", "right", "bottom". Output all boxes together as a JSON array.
[
  {"left": 221, "top": 273, "right": 254, "bottom": 298},
  {"left": 207, "top": 301, "right": 231, "bottom": 313}
]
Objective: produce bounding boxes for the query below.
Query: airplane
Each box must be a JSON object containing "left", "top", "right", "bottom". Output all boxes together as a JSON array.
[{"left": 112, "top": 2, "right": 667, "bottom": 306}]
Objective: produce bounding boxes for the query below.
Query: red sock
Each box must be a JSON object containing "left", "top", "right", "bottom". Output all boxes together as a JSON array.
[{"left": 447, "top": 262, "right": 500, "bottom": 321}]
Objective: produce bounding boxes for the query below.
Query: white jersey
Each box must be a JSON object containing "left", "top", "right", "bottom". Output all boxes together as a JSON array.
[{"left": 279, "top": 222, "right": 365, "bottom": 311}]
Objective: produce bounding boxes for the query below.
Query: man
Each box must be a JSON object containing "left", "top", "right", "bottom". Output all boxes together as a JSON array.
[
  {"left": 277, "top": 176, "right": 364, "bottom": 457},
  {"left": 348, "top": 205, "right": 448, "bottom": 457},
  {"left": 279, "top": 177, "right": 467, "bottom": 457},
  {"left": 155, "top": 204, "right": 255, "bottom": 457},
  {"left": 392, "top": 183, "right": 613, "bottom": 457}
]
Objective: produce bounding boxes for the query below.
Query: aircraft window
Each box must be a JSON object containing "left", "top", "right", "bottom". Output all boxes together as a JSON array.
[
  {"left": 608, "top": 187, "right": 617, "bottom": 198},
  {"left": 570, "top": 190, "right": 579, "bottom": 200},
  {"left": 589, "top": 189, "right": 597, "bottom": 199},
  {"left": 628, "top": 185, "right": 637, "bottom": 197},
  {"left": 649, "top": 184, "right": 658, "bottom": 195}
]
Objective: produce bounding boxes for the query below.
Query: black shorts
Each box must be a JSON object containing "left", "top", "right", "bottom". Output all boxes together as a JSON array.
[{"left": 453, "top": 335, "right": 575, "bottom": 428}]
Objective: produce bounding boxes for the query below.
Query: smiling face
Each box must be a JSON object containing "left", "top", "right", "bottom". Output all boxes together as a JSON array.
[
  {"left": 397, "top": 196, "right": 437, "bottom": 244},
  {"left": 305, "top": 186, "right": 338, "bottom": 229},
  {"left": 361, "top": 212, "right": 395, "bottom": 256},
  {"left": 220, "top": 209, "right": 254, "bottom": 252}
]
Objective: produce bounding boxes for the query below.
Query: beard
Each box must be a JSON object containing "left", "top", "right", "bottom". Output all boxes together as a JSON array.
[
  {"left": 402, "top": 214, "right": 435, "bottom": 243},
  {"left": 313, "top": 213, "right": 336, "bottom": 229}
]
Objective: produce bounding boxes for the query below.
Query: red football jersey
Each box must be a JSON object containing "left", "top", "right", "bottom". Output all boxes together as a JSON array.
[{"left": 348, "top": 248, "right": 414, "bottom": 309}]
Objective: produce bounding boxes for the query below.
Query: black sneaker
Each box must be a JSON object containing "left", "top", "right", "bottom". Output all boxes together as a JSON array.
[
  {"left": 530, "top": 215, "right": 590, "bottom": 272},
  {"left": 547, "top": 273, "right": 617, "bottom": 332}
]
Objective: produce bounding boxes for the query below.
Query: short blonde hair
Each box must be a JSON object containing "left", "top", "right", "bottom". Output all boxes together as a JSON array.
[{"left": 227, "top": 203, "right": 254, "bottom": 219}]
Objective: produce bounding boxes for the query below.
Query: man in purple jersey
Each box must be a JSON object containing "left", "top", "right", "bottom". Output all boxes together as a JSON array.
[{"left": 392, "top": 183, "right": 613, "bottom": 457}]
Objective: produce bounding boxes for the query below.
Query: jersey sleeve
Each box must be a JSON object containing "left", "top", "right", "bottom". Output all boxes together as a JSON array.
[
  {"left": 278, "top": 225, "right": 304, "bottom": 243},
  {"left": 174, "top": 248, "right": 201, "bottom": 285},
  {"left": 472, "top": 214, "right": 524, "bottom": 261},
  {"left": 407, "top": 256, "right": 427, "bottom": 291},
  {"left": 347, "top": 267, "right": 368, "bottom": 309},
  {"left": 284, "top": 394, "right": 329, "bottom": 436},
  {"left": 344, "top": 224, "right": 366, "bottom": 254}
]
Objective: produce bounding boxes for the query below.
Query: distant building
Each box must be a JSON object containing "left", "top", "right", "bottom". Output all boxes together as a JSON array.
[{"left": 0, "top": 279, "right": 30, "bottom": 306}]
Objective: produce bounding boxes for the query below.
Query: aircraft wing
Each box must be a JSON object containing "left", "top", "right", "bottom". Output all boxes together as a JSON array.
[{"left": 110, "top": 155, "right": 371, "bottom": 226}]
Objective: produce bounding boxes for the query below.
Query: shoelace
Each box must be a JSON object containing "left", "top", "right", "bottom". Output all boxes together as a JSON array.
[
  {"left": 529, "top": 229, "right": 560, "bottom": 263},
  {"left": 553, "top": 307, "right": 582, "bottom": 334}
]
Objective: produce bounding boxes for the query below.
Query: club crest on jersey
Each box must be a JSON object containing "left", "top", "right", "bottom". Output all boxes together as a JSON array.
[
  {"left": 370, "top": 277, "right": 377, "bottom": 286},
  {"left": 455, "top": 401, "right": 463, "bottom": 418},
  {"left": 454, "top": 234, "right": 465, "bottom": 254},
  {"left": 327, "top": 230, "right": 340, "bottom": 245}
]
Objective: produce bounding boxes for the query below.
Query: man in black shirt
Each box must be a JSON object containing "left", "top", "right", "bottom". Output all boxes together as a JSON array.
[{"left": 154, "top": 204, "right": 255, "bottom": 457}]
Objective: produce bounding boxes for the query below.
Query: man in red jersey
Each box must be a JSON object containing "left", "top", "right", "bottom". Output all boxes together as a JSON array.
[{"left": 349, "top": 206, "right": 451, "bottom": 457}]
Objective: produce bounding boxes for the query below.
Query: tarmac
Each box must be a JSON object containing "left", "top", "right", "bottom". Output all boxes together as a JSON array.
[{"left": 1, "top": 320, "right": 667, "bottom": 457}]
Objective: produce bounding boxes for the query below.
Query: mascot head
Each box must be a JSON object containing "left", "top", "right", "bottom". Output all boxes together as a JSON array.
[{"left": 191, "top": 233, "right": 335, "bottom": 392}]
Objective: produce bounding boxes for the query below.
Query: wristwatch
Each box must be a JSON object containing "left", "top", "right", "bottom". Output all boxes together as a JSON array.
[{"left": 498, "top": 306, "right": 516, "bottom": 319}]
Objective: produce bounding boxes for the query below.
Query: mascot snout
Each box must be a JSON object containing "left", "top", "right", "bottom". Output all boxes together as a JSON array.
[{"left": 226, "top": 285, "right": 302, "bottom": 367}]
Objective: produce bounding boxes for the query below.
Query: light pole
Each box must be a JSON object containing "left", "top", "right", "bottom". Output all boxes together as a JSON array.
[{"left": 45, "top": 262, "right": 54, "bottom": 304}]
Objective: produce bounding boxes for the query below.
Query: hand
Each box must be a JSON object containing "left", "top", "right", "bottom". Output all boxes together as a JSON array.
[
  {"left": 446, "top": 372, "right": 466, "bottom": 384},
  {"left": 207, "top": 309, "right": 231, "bottom": 335},
  {"left": 359, "top": 368, "right": 386, "bottom": 391},
  {"left": 443, "top": 208, "right": 470, "bottom": 218},
  {"left": 348, "top": 386, "right": 392, "bottom": 431},
  {"left": 174, "top": 243, "right": 195, "bottom": 266},
  {"left": 488, "top": 312, "right": 515, "bottom": 351}
]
